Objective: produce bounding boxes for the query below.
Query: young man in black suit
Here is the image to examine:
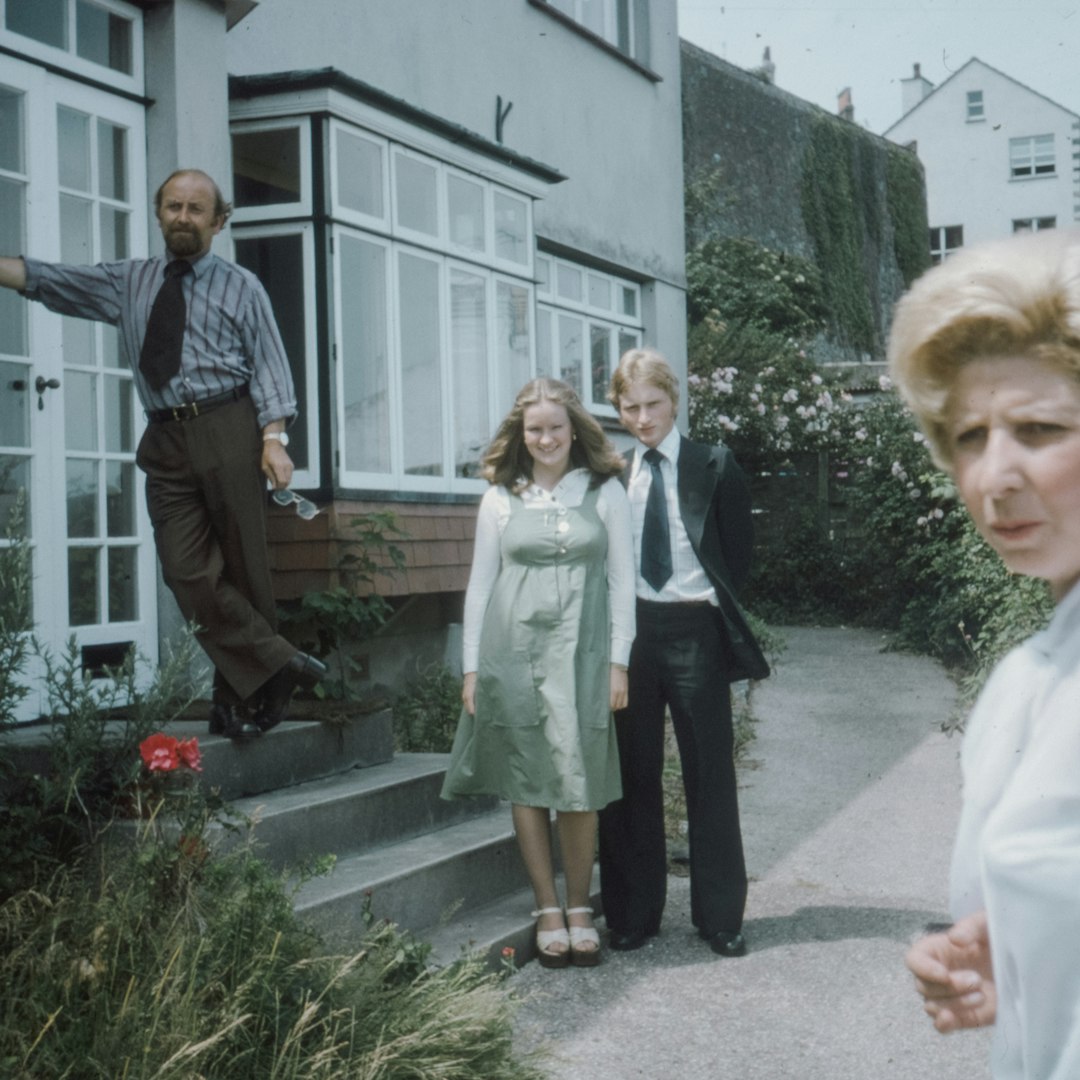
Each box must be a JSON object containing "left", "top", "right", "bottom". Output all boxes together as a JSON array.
[{"left": 598, "top": 347, "right": 769, "bottom": 956}]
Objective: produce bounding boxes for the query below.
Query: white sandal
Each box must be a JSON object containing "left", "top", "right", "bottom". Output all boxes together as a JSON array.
[
  {"left": 532, "top": 907, "right": 570, "bottom": 969},
  {"left": 566, "top": 906, "right": 601, "bottom": 967}
]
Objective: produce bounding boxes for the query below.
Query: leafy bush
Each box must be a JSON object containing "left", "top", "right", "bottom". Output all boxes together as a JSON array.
[
  {"left": 0, "top": 829, "right": 543, "bottom": 1080},
  {"left": 394, "top": 661, "right": 462, "bottom": 753}
]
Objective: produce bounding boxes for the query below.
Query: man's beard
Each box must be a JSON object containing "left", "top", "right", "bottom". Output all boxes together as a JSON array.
[{"left": 165, "top": 226, "right": 202, "bottom": 257}]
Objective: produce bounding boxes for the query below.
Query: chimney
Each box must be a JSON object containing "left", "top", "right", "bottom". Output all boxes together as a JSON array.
[
  {"left": 900, "top": 61, "right": 934, "bottom": 116},
  {"left": 837, "top": 86, "right": 854, "bottom": 122}
]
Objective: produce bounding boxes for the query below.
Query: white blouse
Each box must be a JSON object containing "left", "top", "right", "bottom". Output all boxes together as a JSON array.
[
  {"left": 950, "top": 580, "right": 1080, "bottom": 1079},
  {"left": 462, "top": 470, "right": 635, "bottom": 673}
]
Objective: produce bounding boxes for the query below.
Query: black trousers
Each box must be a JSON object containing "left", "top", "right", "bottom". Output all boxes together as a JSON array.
[
  {"left": 135, "top": 396, "right": 295, "bottom": 703},
  {"left": 598, "top": 600, "right": 747, "bottom": 938}
]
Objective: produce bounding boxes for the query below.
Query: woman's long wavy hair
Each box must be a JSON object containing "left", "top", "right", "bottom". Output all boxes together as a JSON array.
[{"left": 483, "top": 378, "right": 626, "bottom": 493}]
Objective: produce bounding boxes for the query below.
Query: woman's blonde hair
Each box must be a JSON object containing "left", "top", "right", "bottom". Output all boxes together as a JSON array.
[
  {"left": 887, "top": 228, "right": 1080, "bottom": 467},
  {"left": 483, "top": 378, "right": 626, "bottom": 493},
  {"left": 608, "top": 347, "right": 680, "bottom": 411}
]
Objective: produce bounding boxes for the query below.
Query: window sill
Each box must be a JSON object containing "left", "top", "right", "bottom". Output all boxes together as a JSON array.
[
  {"left": 526, "top": 0, "right": 662, "bottom": 83},
  {"left": 1009, "top": 172, "right": 1058, "bottom": 182}
]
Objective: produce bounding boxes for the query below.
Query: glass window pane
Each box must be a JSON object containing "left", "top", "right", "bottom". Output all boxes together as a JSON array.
[
  {"left": 536, "top": 255, "right": 551, "bottom": 292},
  {"left": 232, "top": 127, "right": 302, "bottom": 206},
  {"left": 399, "top": 253, "right": 442, "bottom": 476},
  {"left": 0, "top": 180, "right": 28, "bottom": 357},
  {"left": 58, "top": 108, "right": 91, "bottom": 193},
  {"left": 0, "top": 456, "right": 31, "bottom": 539},
  {"left": 68, "top": 547, "right": 100, "bottom": 625},
  {"left": 100, "top": 206, "right": 129, "bottom": 261},
  {"left": 104, "top": 376, "right": 133, "bottom": 452},
  {"left": 106, "top": 461, "right": 135, "bottom": 537},
  {"left": 588, "top": 274, "right": 611, "bottom": 310},
  {"left": 0, "top": 87, "right": 24, "bottom": 173},
  {"left": 394, "top": 152, "right": 438, "bottom": 237},
  {"left": 67, "top": 458, "right": 98, "bottom": 538},
  {"left": 7, "top": 0, "right": 67, "bottom": 49},
  {"left": 76, "top": 1, "right": 133, "bottom": 74},
  {"left": 580, "top": 0, "right": 605, "bottom": 37},
  {"left": 621, "top": 285, "right": 637, "bottom": 318},
  {"left": 65, "top": 373, "right": 98, "bottom": 451},
  {"left": 450, "top": 269, "right": 488, "bottom": 478},
  {"left": 590, "top": 324, "right": 611, "bottom": 406},
  {"left": 0, "top": 363, "right": 31, "bottom": 448},
  {"left": 233, "top": 234, "right": 309, "bottom": 471},
  {"left": 448, "top": 174, "right": 485, "bottom": 252},
  {"left": 59, "top": 196, "right": 94, "bottom": 365},
  {"left": 102, "top": 325, "right": 123, "bottom": 369},
  {"left": 336, "top": 129, "right": 384, "bottom": 218},
  {"left": 558, "top": 314, "right": 583, "bottom": 394},
  {"left": 618, "top": 329, "right": 638, "bottom": 362},
  {"left": 494, "top": 192, "right": 528, "bottom": 265},
  {"left": 97, "top": 120, "right": 127, "bottom": 201},
  {"left": 340, "top": 236, "right": 390, "bottom": 474},
  {"left": 498, "top": 281, "right": 532, "bottom": 408},
  {"left": 557, "top": 262, "right": 582, "bottom": 302},
  {"left": 107, "top": 545, "right": 137, "bottom": 620}
]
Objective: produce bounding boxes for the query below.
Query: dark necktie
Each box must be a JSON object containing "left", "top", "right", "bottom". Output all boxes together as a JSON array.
[
  {"left": 139, "top": 259, "right": 192, "bottom": 389},
  {"left": 641, "top": 448, "right": 673, "bottom": 591}
]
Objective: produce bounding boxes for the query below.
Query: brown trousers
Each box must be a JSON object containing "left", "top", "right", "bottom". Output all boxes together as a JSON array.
[{"left": 135, "top": 396, "right": 295, "bottom": 702}]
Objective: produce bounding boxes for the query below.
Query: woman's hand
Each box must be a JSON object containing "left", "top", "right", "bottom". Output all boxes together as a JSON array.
[
  {"left": 609, "top": 665, "right": 628, "bottom": 712},
  {"left": 462, "top": 671, "right": 477, "bottom": 716},
  {"left": 905, "top": 909, "right": 996, "bottom": 1033}
]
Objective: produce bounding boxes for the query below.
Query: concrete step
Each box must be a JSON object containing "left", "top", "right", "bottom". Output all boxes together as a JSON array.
[
  {"left": 234, "top": 753, "right": 499, "bottom": 868},
  {"left": 164, "top": 708, "right": 394, "bottom": 800},
  {"left": 422, "top": 866, "right": 603, "bottom": 971},
  {"left": 293, "top": 809, "right": 531, "bottom": 950}
]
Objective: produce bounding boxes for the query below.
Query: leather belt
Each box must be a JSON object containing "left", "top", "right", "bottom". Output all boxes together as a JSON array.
[{"left": 145, "top": 384, "right": 250, "bottom": 423}]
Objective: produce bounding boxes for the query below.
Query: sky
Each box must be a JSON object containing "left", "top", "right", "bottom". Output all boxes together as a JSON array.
[{"left": 676, "top": 1, "right": 1080, "bottom": 136}]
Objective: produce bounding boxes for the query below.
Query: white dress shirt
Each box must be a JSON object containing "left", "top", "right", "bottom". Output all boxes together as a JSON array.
[
  {"left": 950, "top": 580, "right": 1080, "bottom": 1079},
  {"left": 627, "top": 427, "right": 717, "bottom": 604},
  {"left": 462, "top": 470, "right": 635, "bottom": 672}
]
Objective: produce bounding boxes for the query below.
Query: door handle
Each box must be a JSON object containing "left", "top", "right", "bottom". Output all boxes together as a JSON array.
[{"left": 35, "top": 375, "right": 61, "bottom": 410}]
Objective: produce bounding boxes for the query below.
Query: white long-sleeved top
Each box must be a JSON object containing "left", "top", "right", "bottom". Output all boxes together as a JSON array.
[
  {"left": 462, "top": 471, "right": 635, "bottom": 673},
  {"left": 950, "top": 580, "right": 1080, "bottom": 1079}
]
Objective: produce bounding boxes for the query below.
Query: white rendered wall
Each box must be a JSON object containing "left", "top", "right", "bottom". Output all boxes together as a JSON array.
[{"left": 886, "top": 61, "right": 1078, "bottom": 249}]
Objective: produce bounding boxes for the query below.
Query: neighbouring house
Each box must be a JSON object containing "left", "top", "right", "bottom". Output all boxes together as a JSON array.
[
  {"left": 1, "top": 0, "right": 686, "bottom": 717},
  {"left": 680, "top": 40, "right": 928, "bottom": 374},
  {"left": 884, "top": 58, "right": 1080, "bottom": 260}
]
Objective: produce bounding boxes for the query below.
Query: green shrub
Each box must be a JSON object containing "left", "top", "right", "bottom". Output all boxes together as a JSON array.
[{"left": 394, "top": 662, "right": 462, "bottom": 753}]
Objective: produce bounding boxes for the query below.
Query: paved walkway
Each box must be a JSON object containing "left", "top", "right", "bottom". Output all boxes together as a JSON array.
[{"left": 511, "top": 626, "right": 993, "bottom": 1079}]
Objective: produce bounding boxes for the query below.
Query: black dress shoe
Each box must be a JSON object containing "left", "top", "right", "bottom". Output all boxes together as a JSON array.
[
  {"left": 253, "top": 652, "right": 328, "bottom": 733},
  {"left": 706, "top": 930, "right": 747, "bottom": 958},
  {"left": 208, "top": 702, "right": 248, "bottom": 739},
  {"left": 608, "top": 925, "right": 660, "bottom": 952}
]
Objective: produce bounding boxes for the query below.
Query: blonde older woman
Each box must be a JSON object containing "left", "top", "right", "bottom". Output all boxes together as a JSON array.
[{"left": 892, "top": 228, "right": 1080, "bottom": 1078}]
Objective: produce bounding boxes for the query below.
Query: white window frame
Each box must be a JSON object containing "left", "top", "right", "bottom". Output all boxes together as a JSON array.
[
  {"left": 536, "top": 253, "right": 643, "bottom": 417},
  {"left": 1009, "top": 134, "right": 1056, "bottom": 179},
  {"left": 965, "top": 90, "right": 984, "bottom": 122},
  {"left": 0, "top": 0, "right": 143, "bottom": 96},
  {"left": 929, "top": 224, "right": 963, "bottom": 264},
  {"left": 229, "top": 221, "right": 320, "bottom": 490},
  {"left": 542, "top": 0, "right": 648, "bottom": 64},
  {"left": 328, "top": 118, "right": 390, "bottom": 233},
  {"left": 229, "top": 117, "right": 313, "bottom": 223}
]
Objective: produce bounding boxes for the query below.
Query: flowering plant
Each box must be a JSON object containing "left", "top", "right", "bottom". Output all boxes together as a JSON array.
[{"left": 139, "top": 732, "right": 202, "bottom": 774}]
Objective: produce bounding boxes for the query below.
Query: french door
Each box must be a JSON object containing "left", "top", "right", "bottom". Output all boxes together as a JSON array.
[{"left": 0, "top": 56, "right": 155, "bottom": 719}]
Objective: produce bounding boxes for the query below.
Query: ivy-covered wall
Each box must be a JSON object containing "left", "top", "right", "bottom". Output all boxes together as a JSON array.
[{"left": 681, "top": 40, "right": 929, "bottom": 367}]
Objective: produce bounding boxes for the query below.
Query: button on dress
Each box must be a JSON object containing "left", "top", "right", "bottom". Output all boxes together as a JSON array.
[{"left": 441, "top": 485, "right": 621, "bottom": 812}]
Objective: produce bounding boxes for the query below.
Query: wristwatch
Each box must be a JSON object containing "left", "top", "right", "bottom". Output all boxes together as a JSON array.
[{"left": 263, "top": 431, "right": 289, "bottom": 446}]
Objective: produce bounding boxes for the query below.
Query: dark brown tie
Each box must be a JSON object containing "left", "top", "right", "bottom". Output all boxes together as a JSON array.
[{"left": 139, "top": 259, "right": 192, "bottom": 389}]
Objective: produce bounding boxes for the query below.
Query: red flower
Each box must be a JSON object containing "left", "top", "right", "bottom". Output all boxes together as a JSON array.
[
  {"left": 501, "top": 946, "right": 516, "bottom": 958},
  {"left": 176, "top": 737, "right": 203, "bottom": 773},
  {"left": 140, "top": 733, "right": 180, "bottom": 772}
]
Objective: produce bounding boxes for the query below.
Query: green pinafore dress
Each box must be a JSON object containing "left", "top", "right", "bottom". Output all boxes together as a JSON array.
[{"left": 441, "top": 483, "right": 621, "bottom": 812}]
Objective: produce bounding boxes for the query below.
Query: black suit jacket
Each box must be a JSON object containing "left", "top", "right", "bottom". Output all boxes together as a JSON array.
[{"left": 628, "top": 437, "right": 770, "bottom": 683}]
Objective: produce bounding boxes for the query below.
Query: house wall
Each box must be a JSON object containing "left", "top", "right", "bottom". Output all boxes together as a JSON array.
[{"left": 886, "top": 60, "right": 1079, "bottom": 248}]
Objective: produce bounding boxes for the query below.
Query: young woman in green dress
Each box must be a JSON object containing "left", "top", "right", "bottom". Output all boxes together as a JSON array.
[{"left": 442, "top": 378, "right": 635, "bottom": 967}]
